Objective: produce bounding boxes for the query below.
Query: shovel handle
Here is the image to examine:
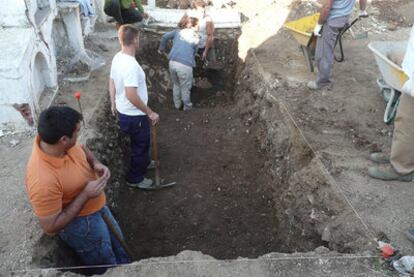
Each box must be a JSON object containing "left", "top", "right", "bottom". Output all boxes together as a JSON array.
[
  {"left": 151, "top": 125, "right": 158, "bottom": 162},
  {"left": 151, "top": 125, "right": 161, "bottom": 186}
]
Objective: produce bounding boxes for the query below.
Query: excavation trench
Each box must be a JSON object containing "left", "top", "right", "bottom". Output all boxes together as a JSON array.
[
  {"left": 33, "top": 28, "right": 374, "bottom": 270},
  {"left": 88, "top": 29, "right": 373, "bottom": 260}
]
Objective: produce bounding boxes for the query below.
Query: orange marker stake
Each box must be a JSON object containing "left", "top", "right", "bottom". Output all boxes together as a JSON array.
[{"left": 74, "top": 92, "right": 85, "bottom": 125}]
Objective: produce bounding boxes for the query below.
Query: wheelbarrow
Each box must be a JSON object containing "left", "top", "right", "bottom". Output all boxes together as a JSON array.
[
  {"left": 284, "top": 13, "right": 366, "bottom": 72},
  {"left": 284, "top": 13, "right": 320, "bottom": 72},
  {"left": 368, "top": 41, "right": 408, "bottom": 124}
]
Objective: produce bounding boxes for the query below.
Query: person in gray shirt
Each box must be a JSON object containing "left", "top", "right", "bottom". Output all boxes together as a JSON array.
[
  {"left": 159, "top": 15, "right": 200, "bottom": 110},
  {"left": 307, "top": 0, "right": 368, "bottom": 90}
]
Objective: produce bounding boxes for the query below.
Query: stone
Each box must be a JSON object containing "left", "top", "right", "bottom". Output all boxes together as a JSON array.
[
  {"left": 9, "top": 139, "right": 19, "bottom": 147},
  {"left": 314, "top": 246, "right": 330, "bottom": 254},
  {"left": 321, "top": 226, "right": 331, "bottom": 242}
]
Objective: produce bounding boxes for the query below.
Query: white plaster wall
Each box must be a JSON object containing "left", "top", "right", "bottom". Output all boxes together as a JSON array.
[
  {"left": 0, "top": 0, "right": 57, "bottom": 127},
  {"left": 38, "top": 13, "right": 58, "bottom": 89},
  {"left": 0, "top": 0, "right": 31, "bottom": 27},
  {"left": 57, "top": 3, "right": 85, "bottom": 54},
  {"left": 0, "top": 68, "right": 32, "bottom": 125},
  {"left": 93, "top": 0, "right": 108, "bottom": 23}
]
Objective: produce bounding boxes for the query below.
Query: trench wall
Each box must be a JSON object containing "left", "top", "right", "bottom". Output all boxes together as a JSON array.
[{"left": 233, "top": 53, "right": 375, "bottom": 253}]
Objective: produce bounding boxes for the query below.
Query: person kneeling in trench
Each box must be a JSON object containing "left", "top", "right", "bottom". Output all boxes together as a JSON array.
[
  {"left": 104, "top": 0, "right": 149, "bottom": 27},
  {"left": 25, "top": 106, "right": 130, "bottom": 273}
]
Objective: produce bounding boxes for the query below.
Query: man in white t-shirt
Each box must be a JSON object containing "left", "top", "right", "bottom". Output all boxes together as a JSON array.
[{"left": 109, "top": 24, "right": 160, "bottom": 189}]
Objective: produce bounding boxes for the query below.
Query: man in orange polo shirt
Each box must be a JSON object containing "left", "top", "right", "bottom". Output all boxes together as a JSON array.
[{"left": 25, "top": 106, "right": 129, "bottom": 272}]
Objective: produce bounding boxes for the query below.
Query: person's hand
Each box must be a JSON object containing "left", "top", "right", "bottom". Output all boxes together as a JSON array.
[
  {"left": 82, "top": 174, "right": 109, "bottom": 199},
  {"left": 157, "top": 49, "right": 163, "bottom": 55},
  {"left": 313, "top": 24, "right": 323, "bottom": 36},
  {"left": 94, "top": 162, "right": 111, "bottom": 179},
  {"left": 142, "top": 12, "right": 149, "bottom": 19},
  {"left": 148, "top": 111, "right": 160, "bottom": 125},
  {"left": 358, "top": 10, "right": 369, "bottom": 18},
  {"left": 111, "top": 103, "right": 117, "bottom": 117}
]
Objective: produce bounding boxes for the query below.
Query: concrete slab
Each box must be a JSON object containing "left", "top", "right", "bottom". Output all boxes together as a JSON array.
[{"left": 144, "top": 6, "right": 241, "bottom": 28}]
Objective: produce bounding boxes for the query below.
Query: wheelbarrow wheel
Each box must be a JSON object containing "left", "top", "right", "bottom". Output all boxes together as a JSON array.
[{"left": 383, "top": 88, "right": 401, "bottom": 125}]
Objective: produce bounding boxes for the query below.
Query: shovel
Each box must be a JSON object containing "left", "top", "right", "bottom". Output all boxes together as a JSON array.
[{"left": 151, "top": 125, "right": 176, "bottom": 189}]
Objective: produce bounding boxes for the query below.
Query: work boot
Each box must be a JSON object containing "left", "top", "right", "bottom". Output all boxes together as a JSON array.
[
  {"left": 307, "top": 81, "right": 332, "bottom": 91},
  {"left": 127, "top": 178, "right": 156, "bottom": 190},
  {"left": 368, "top": 152, "right": 390, "bottom": 164},
  {"left": 368, "top": 165, "right": 414, "bottom": 182}
]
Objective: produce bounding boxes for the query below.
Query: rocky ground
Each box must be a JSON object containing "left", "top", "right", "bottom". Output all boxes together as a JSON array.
[{"left": 1, "top": 0, "right": 414, "bottom": 276}]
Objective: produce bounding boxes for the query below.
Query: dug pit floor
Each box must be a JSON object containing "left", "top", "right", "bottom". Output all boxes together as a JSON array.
[{"left": 89, "top": 74, "right": 325, "bottom": 260}]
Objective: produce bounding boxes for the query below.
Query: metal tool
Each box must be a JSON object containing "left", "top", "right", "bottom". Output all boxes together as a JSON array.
[{"left": 151, "top": 125, "right": 176, "bottom": 189}]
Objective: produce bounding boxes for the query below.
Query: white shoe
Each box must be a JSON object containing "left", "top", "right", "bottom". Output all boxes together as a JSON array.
[
  {"left": 127, "top": 178, "right": 155, "bottom": 190},
  {"left": 307, "top": 81, "right": 319, "bottom": 90}
]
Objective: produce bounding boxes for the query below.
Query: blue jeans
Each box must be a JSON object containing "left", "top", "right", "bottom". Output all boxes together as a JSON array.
[
  {"left": 58, "top": 206, "right": 130, "bottom": 273},
  {"left": 118, "top": 113, "right": 150, "bottom": 183}
]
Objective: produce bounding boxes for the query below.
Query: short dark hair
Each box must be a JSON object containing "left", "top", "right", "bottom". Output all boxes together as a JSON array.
[
  {"left": 118, "top": 24, "right": 140, "bottom": 46},
  {"left": 38, "top": 106, "right": 82, "bottom": 144}
]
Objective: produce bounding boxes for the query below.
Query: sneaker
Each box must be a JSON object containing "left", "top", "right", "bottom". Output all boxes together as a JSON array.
[
  {"left": 307, "top": 81, "right": 319, "bottom": 90},
  {"left": 307, "top": 81, "right": 332, "bottom": 91},
  {"left": 368, "top": 152, "right": 390, "bottom": 164},
  {"left": 175, "top": 104, "right": 183, "bottom": 110},
  {"left": 183, "top": 105, "right": 193, "bottom": 111},
  {"left": 147, "top": 160, "right": 157, "bottom": 170},
  {"left": 406, "top": 228, "right": 414, "bottom": 242},
  {"left": 127, "top": 178, "right": 156, "bottom": 190},
  {"left": 367, "top": 165, "right": 414, "bottom": 182}
]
